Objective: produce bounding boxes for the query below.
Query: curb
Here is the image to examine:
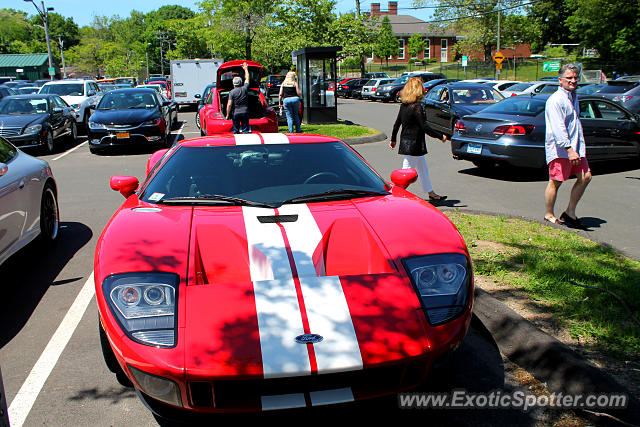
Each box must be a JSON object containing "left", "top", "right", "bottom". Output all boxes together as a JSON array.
[
  {"left": 343, "top": 131, "right": 387, "bottom": 145},
  {"left": 474, "top": 288, "right": 640, "bottom": 425}
]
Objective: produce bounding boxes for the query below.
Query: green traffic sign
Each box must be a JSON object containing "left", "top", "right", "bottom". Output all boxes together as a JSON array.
[{"left": 542, "top": 61, "right": 560, "bottom": 72}]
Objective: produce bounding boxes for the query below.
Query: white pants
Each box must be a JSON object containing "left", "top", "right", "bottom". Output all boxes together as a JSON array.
[{"left": 402, "top": 155, "right": 433, "bottom": 194}]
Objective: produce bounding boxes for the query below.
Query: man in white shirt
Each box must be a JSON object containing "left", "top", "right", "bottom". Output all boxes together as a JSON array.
[{"left": 544, "top": 63, "right": 592, "bottom": 227}]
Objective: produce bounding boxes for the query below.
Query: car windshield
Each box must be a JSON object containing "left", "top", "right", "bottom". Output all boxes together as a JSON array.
[
  {"left": 576, "top": 84, "right": 605, "bottom": 94},
  {"left": 539, "top": 84, "right": 560, "bottom": 93},
  {"left": 364, "top": 80, "right": 376, "bottom": 86},
  {"left": 141, "top": 142, "right": 388, "bottom": 206},
  {"left": 98, "top": 91, "right": 157, "bottom": 110},
  {"left": 0, "top": 97, "right": 49, "bottom": 114},
  {"left": 115, "top": 78, "right": 135, "bottom": 85},
  {"left": 477, "top": 96, "right": 547, "bottom": 117},
  {"left": 39, "top": 83, "right": 84, "bottom": 96},
  {"left": 507, "top": 82, "right": 535, "bottom": 92},
  {"left": 451, "top": 87, "right": 504, "bottom": 104},
  {"left": 393, "top": 76, "right": 410, "bottom": 85},
  {"left": 149, "top": 81, "right": 167, "bottom": 89}
]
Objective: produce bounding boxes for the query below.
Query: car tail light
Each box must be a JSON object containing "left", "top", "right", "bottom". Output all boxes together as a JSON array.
[
  {"left": 493, "top": 125, "right": 535, "bottom": 135},
  {"left": 455, "top": 121, "right": 466, "bottom": 132},
  {"left": 510, "top": 93, "right": 517, "bottom": 97},
  {"left": 267, "top": 83, "right": 273, "bottom": 87},
  {"left": 372, "top": 87, "right": 377, "bottom": 91},
  {"left": 614, "top": 95, "right": 633, "bottom": 102}
]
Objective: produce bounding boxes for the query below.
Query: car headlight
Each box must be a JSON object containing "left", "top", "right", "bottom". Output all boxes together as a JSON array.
[
  {"left": 71, "top": 103, "right": 81, "bottom": 109},
  {"left": 143, "top": 118, "right": 162, "bottom": 126},
  {"left": 89, "top": 121, "right": 106, "bottom": 129},
  {"left": 23, "top": 124, "right": 42, "bottom": 135},
  {"left": 102, "top": 272, "right": 178, "bottom": 347},
  {"left": 403, "top": 253, "right": 471, "bottom": 325}
]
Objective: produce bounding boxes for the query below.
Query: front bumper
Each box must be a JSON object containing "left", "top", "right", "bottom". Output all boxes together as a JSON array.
[
  {"left": 88, "top": 126, "right": 165, "bottom": 148},
  {"left": 3, "top": 133, "right": 43, "bottom": 149},
  {"left": 451, "top": 135, "right": 546, "bottom": 168}
]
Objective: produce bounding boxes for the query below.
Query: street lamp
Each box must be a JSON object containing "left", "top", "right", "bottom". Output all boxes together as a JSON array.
[{"left": 24, "top": 0, "right": 55, "bottom": 80}]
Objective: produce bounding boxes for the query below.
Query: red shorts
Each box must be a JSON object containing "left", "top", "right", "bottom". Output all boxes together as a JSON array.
[{"left": 548, "top": 157, "right": 590, "bottom": 181}]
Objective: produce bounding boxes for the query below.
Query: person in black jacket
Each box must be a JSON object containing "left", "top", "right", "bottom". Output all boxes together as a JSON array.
[{"left": 390, "top": 77, "right": 447, "bottom": 202}]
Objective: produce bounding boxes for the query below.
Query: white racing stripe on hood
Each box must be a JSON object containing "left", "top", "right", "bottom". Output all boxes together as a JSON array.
[
  {"left": 279, "top": 204, "right": 363, "bottom": 373},
  {"left": 243, "top": 206, "right": 310, "bottom": 378},
  {"left": 234, "top": 133, "right": 262, "bottom": 145},
  {"left": 261, "top": 133, "right": 290, "bottom": 144}
]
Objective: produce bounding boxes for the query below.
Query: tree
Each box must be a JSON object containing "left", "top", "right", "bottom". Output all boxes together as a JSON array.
[
  {"left": 328, "top": 13, "right": 374, "bottom": 77},
  {"left": 198, "top": 0, "right": 278, "bottom": 60},
  {"left": 566, "top": 0, "right": 640, "bottom": 60},
  {"left": 407, "top": 33, "right": 425, "bottom": 61},
  {"left": 0, "top": 9, "right": 31, "bottom": 53},
  {"left": 373, "top": 16, "right": 397, "bottom": 68},
  {"left": 526, "top": 0, "right": 576, "bottom": 53}
]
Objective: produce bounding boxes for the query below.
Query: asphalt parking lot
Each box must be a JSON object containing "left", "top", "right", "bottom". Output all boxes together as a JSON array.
[{"left": 0, "top": 107, "right": 638, "bottom": 426}]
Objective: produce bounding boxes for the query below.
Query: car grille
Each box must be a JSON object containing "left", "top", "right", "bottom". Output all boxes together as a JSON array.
[
  {"left": 0, "top": 127, "right": 22, "bottom": 137},
  {"left": 106, "top": 124, "right": 136, "bottom": 129},
  {"left": 188, "top": 359, "right": 428, "bottom": 410}
]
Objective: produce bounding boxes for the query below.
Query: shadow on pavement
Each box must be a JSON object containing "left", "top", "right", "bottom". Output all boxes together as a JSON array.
[{"left": 0, "top": 221, "right": 92, "bottom": 348}]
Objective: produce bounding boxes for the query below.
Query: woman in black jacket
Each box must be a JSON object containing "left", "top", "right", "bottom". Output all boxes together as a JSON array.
[{"left": 389, "top": 77, "right": 447, "bottom": 202}]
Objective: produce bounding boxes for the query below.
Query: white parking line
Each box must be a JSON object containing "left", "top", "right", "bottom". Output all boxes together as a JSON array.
[
  {"left": 52, "top": 141, "right": 87, "bottom": 162},
  {"left": 173, "top": 121, "right": 185, "bottom": 144},
  {"left": 8, "top": 273, "right": 95, "bottom": 427}
]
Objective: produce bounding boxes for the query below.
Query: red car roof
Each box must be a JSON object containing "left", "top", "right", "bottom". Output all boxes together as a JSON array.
[{"left": 178, "top": 133, "right": 341, "bottom": 147}]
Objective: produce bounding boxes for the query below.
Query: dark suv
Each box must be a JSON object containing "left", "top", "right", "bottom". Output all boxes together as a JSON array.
[
  {"left": 261, "top": 75, "right": 285, "bottom": 100},
  {"left": 373, "top": 72, "right": 446, "bottom": 102},
  {"left": 336, "top": 78, "right": 369, "bottom": 98}
]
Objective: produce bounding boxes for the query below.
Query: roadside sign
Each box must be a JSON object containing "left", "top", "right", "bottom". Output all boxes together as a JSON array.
[
  {"left": 496, "top": 63, "right": 503, "bottom": 70},
  {"left": 48, "top": 67, "right": 55, "bottom": 76},
  {"left": 461, "top": 56, "right": 468, "bottom": 67},
  {"left": 543, "top": 61, "right": 560, "bottom": 72},
  {"left": 493, "top": 52, "right": 505, "bottom": 64}
]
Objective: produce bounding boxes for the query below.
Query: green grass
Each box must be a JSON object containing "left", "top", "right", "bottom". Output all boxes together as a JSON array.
[
  {"left": 278, "top": 122, "right": 379, "bottom": 139},
  {"left": 445, "top": 211, "right": 640, "bottom": 358}
]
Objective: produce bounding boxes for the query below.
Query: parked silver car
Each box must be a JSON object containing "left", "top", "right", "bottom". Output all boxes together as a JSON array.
[{"left": 0, "top": 136, "right": 59, "bottom": 266}]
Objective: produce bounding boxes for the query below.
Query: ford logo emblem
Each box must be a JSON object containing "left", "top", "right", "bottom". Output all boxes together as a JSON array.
[{"left": 295, "top": 334, "right": 323, "bottom": 344}]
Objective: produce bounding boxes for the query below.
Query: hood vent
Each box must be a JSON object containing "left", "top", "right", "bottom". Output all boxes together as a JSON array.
[{"left": 257, "top": 215, "right": 298, "bottom": 224}]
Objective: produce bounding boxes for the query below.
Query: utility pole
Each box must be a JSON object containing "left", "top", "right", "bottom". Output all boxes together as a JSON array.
[
  {"left": 24, "top": 0, "right": 55, "bottom": 80},
  {"left": 496, "top": 0, "right": 501, "bottom": 78},
  {"left": 57, "top": 35, "right": 67, "bottom": 78},
  {"left": 356, "top": 0, "right": 361, "bottom": 17}
]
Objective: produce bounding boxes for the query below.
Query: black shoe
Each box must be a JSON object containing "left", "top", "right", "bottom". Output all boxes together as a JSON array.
[{"left": 560, "top": 212, "right": 584, "bottom": 229}]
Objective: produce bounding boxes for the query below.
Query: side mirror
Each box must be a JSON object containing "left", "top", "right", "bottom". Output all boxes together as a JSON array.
[
  {"left": 162, "top": 100, "right": 172, "bottom": 107},
  {"left": 194, "top": 94, "right": 201, "bottom": 99},
  {"left": 88, "top": 104, "right": 96, "bottom": 111},
  {"left": 110, "top": 175, "right": 139, "bottom": 198},
  {"left": 390, "top": 168, "right": 418, "bottom": 189}
]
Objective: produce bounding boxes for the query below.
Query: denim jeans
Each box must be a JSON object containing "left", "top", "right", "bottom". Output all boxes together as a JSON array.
[
  {"left": 232, "top": 112, "right": 251, "bottom": 134},
  {"left": 283, "top": 97, "right": 301, "bottom": 133}
]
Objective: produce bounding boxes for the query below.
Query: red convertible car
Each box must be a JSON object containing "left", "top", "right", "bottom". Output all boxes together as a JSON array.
[
  {"left": 95, "top": 133, "right": 473, "bottom": 421},
  {"left": 199, "top": 60, "right": 278, "bottom": 135}
]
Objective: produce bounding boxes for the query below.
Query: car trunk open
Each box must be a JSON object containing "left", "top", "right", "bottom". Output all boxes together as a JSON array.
[{"left": 219, "top": 90, "right": 266, "bottom": 119}]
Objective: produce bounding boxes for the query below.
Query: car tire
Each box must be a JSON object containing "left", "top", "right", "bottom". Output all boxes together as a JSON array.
[
  {"left": 99, "top": 320, "right": 133, "bottom": 387},
  {"left": 67, "top": 121, "right": 77, "bottom": 142},
  {"left": 82, "top": 110, "right": 90, "bottom": 134},
  {"left": 195, "top": 110, "right": 200, "bottom": 129},
  {"left": 43, "top": 129, "right": 54, "bottom": 154},
  {"left": 39, "top": 182, "right": 59, "bottom": 243}
]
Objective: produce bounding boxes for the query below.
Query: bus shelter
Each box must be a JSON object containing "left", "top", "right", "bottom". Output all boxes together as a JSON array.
[{"left": 293, "top": 46, "right": 341, "bottom": 124}]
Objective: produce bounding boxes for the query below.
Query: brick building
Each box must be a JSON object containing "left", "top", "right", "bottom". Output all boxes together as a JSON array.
[{"left": 366, "top": 1, "right": 458, "bottom": 63}]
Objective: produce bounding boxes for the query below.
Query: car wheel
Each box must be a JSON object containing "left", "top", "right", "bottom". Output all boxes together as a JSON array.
[
  {"left": 195, "top": 110, "right": 201, "bottom": 129},
  {"left": 99, "top": 320, "right": 133, "bottom": 387},
  {"left": 43, "top": 129, "right": 54, "bottom": 154},
  {"left": 68, "top": 121, "right": 77, "bottom": 142},
  {"left": 82, "top": 111, "right": 90, "bottom": 134},
  {"left": 39, "top": 182, "right": 59, "bottom": 243}
]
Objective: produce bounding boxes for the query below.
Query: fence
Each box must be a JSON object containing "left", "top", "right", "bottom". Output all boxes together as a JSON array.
[{"left": 340, "top": 58, "right": 640, "bottom": 82}]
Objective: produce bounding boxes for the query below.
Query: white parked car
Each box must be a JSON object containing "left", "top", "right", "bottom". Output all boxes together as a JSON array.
[
  {"left": 501, "top": 81, "right": 558, "bottom": 97},
  {"left": 483, "top": 80, "right": 521, "bottom": 94},
  {"left": 361, "top": 78, "right": 395, "bottom": 100},
  {"left": 38, "top": 79, "right": 102, "bottom": 130}
]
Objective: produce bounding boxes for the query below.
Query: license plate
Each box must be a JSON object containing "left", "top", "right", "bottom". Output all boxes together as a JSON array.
[
  {"left": 467, "top": 143, "right": 482, "bottom": 154},
  {"left": 116, "top": 132, "right": 129, "bottom": 139}
]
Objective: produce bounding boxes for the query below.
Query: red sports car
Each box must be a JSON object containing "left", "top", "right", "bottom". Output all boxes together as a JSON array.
[
  {"left": 199, "top": 61, "right": 278, "bottom": 135},
  {"left": 95, "top": 133, "right": 473, "bottom": 421}
]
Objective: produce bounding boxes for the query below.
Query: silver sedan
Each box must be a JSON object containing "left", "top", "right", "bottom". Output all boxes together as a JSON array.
[{"left": 0, "top": 136, "right": 59, "bottom": 266}]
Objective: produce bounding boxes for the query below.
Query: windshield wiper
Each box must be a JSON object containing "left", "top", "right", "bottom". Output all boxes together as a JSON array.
[
  {"left": 279, "top": 188, "right": 388, "bottom": 206},
  {"left": 157, "top": 194, "right": 277, "bottom": 208}
]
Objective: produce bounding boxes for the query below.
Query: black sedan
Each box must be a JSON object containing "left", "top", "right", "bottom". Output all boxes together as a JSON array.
[
  {"left": 0, "top": 94, "right": 77, "bottom": 153},
  {"left": 450, "top": 95, "right": 640, "bottom": 169},
  {"left": 422, "top": 83, "right": 505, "bottom": 139},
  {"left": 87, "top": 88, "right": 174, "bottom": 154},
  {"left": 336, "top": 78, "right": 368, "bottom": 98}
]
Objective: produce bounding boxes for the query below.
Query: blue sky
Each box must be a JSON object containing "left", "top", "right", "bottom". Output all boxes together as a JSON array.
[{"left": 12, "top": 0, "right": 435, "bottom": 27}]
